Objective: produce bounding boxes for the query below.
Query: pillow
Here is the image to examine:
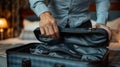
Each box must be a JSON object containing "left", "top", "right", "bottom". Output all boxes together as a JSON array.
[
  {"left": 23, "top": 19, "right": 39, "bottom": 31},
  {"left": 19, "top": 30, "right": 37, "bottom": 40}
]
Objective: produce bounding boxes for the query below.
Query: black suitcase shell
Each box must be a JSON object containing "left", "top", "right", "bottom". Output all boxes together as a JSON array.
[{"left": 6, "top": 43, "right": 109, "bottom": 67}]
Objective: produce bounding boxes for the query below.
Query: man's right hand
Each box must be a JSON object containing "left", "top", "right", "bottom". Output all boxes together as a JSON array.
[{"left": 39, "top": 12, "right": 59, "bottom": 38}]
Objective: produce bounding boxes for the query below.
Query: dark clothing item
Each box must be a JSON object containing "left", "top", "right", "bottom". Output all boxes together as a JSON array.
[{"left": 65, "top": 20, "right": 92, "bottom": 28}]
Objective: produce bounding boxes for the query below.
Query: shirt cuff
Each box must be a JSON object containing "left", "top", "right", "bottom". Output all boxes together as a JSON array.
[
  {"left": 96, "top": 13, "right": 108, "bottom": 25},
  {"left": 32, "top": 3, "right": 49, "bottom": 17}
]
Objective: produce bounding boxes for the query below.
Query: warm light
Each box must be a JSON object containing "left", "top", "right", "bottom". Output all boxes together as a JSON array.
[
  {"left": 0, "top": 18, "right": 8, "bottom": 29},
  {"left": 0, "top": 29, "right": 3, "bottom": 32}
]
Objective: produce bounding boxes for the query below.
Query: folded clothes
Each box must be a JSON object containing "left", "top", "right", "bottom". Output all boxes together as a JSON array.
[
  {"left": 31, "top": 27, "right": 109, "bottom": 62},
  {"left": 30, "top": 43, "right": 108, "bottom": 62}
]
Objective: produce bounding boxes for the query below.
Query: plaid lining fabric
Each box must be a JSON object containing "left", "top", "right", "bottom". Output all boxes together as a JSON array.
[{"left": 8, "top": 53, "right": 100, "bottom": 67}]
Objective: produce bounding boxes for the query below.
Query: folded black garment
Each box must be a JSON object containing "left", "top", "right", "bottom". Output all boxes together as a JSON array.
[
  {"left": 34, "top": 27, "right": 109, "bottom": 47},
  {"left": 30, "top": 43, "right": 108, "bottom": 62},
  {"left": 30, "top": 43, "right": 82, "bottom": 61},
  {"left": 33, "top": 27, "right": 109, "bottom": 61}
]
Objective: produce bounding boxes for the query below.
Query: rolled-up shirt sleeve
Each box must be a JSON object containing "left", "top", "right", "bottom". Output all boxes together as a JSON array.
[
  {"left": 29, "top": 0, "right": 49, "bottom": 17},
  {"left": 96, "top": 0, "right": 110, "bottom": 25}
]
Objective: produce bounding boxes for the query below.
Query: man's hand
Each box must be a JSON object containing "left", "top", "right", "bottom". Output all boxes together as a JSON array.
[
  {"left": 39, "top": 12, "right": 59, "bottom": 38},
  {"left": 93, "top": 24, "right": 111, "bottom": 40}
]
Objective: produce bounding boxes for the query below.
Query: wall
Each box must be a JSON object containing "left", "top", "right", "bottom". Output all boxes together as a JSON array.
[{"left": 0, "top": 0, "right": 28, "bottom": 38}]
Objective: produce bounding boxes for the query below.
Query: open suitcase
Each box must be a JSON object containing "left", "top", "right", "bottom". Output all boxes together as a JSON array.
[
  {"left": 6, "top": 28, "right": 109, "bottom": 67},
  {"left": 6, "top": 43, "right": 109, "bottom": 67}
]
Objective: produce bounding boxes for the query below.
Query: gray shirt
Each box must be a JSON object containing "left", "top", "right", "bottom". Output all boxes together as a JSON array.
[{"left": 29, "top": 0, "right": 110, "bottom": 28}]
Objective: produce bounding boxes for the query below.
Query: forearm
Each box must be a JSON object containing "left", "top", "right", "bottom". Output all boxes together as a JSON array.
[
  {"left": 96, "top": 0, "right": 110, "bottom": 25},
  {"left": 29, "top": 0, "right": 49, "bottom": 17},
  {"left": 29, "top": 0, "right": 59, "bottom": 38}
]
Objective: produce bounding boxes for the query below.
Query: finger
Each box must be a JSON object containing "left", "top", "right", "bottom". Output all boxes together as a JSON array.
[
  {"left": 47, "top": 25, "right": 56, "bottom": 38},
  {"left": 92, "top": 25, "right": 97, "bottom": 28},
  {"left": 104, "top": 27, "right": 112, "bottom": 40},
  {"left": 44, "top": 26, "right": 50, "bottom": 37},
  {"left": 39, "top": 21, "right": 46, "bottom": 35},
  {"left": 99, "top": 25, "right": 112, "bottom": 40},
  {"left": 40, "top": 27, "right": 45, "bottom": 35},
  {"left": 52, "top": 23, "right": 59, "bottom": 38}
]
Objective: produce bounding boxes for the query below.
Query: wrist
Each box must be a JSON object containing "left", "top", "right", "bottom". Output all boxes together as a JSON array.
[
  {"left": 40, "top": 11, "right": 52, "bottom": 19},
  {"left": 96, "top": 23, "right": 106, "bottom": 26}
]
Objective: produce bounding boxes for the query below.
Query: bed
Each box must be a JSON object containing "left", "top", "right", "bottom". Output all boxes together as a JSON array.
[
  {"left": 0, "top": 18, "right": 41, "bottom": 54},
  {"left": 0, "top": 17, "right": 41, "bottom": 67}
]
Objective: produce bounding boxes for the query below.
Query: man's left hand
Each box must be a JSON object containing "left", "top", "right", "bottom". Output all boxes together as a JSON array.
[{"left": 93, "top": 24, "right": 111, "bottom": 40}]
